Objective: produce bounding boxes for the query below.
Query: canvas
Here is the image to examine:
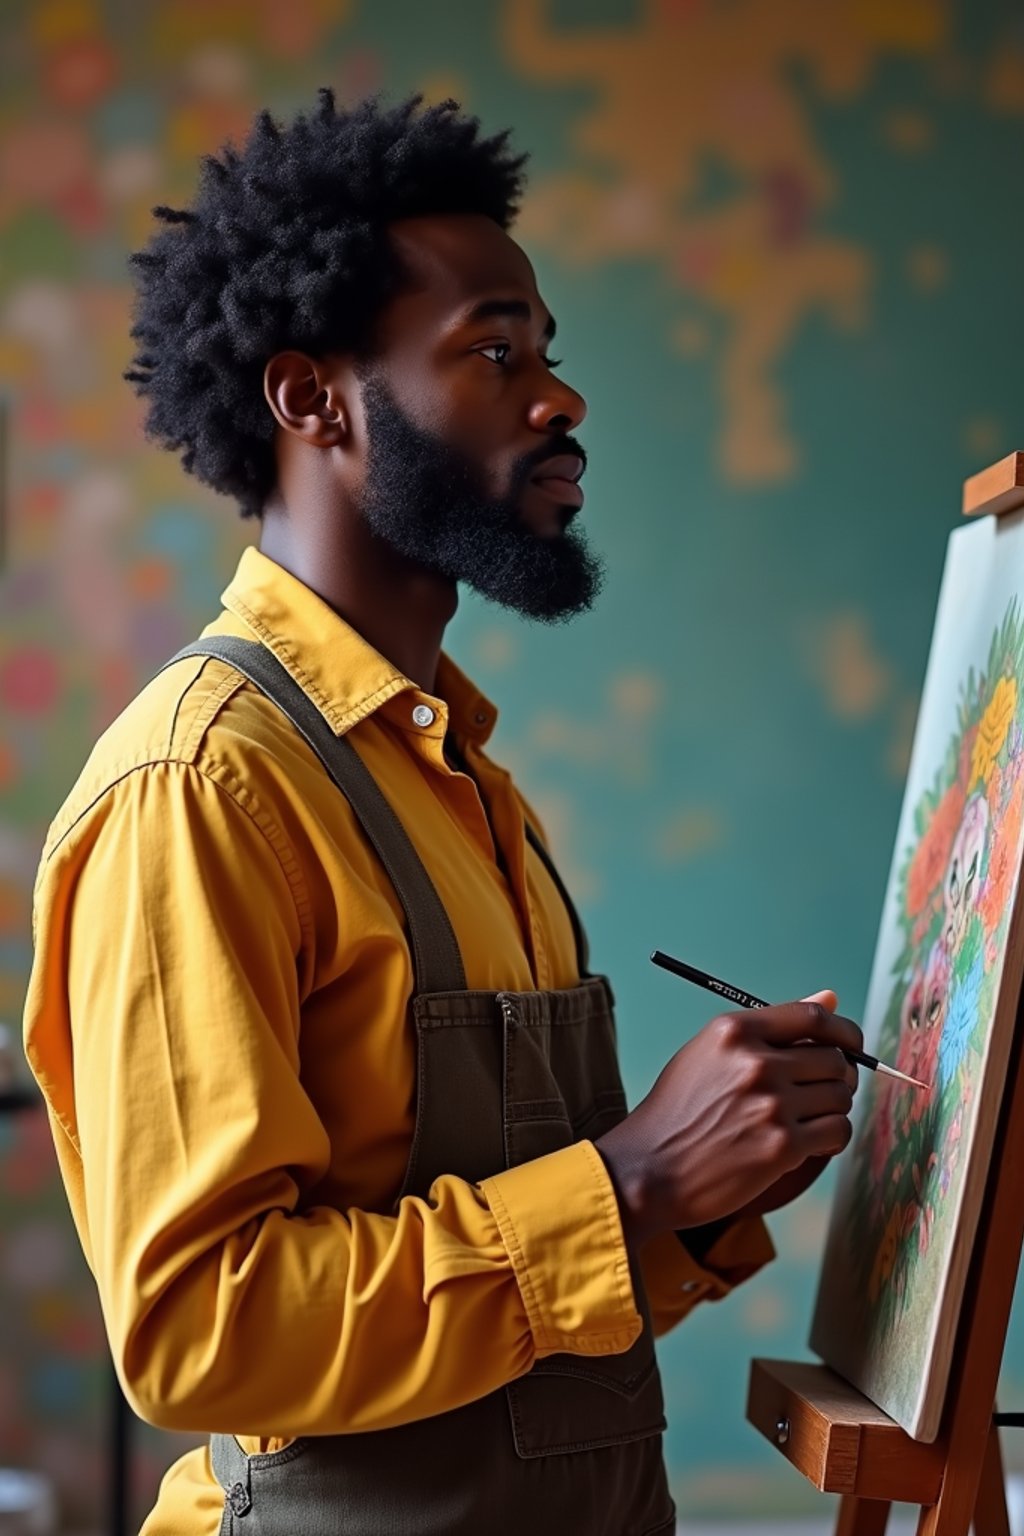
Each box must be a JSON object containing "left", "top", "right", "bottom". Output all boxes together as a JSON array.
[{"left": 810, "top": 509, "right": 1024, "bottom": 1442}]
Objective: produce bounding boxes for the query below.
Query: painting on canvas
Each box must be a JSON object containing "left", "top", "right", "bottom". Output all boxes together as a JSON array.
[{"left": 810, "top": 509, "right": 1024, "bottom": 1441}]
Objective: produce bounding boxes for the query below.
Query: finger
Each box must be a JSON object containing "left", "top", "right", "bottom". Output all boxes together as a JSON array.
[
  {"left": 795, "top": 1080, "right": 855, "bottom": 1121},
  {"left": 784, "top": 1044, "right": 860, "bottom": 1093},
  {"left": 783, "top": 1044, "right": 854, "bottom": 1083},
  {"left": 798, "top": 1113, "right": 854, "bottom": 1159},
  {"left": 832, "top": 1012, "right": 865, "bottom": 1055},
  {"left": 756, "top": 1001, "right": 864, "bottom": 1055},
  {"left": 802, "top": 988, "right": 839, "bottom": 1012}
]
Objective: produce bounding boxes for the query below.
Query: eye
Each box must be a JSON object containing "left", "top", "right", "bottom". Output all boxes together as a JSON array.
[{"left": 475, "top": 343, "right": 564, "bottom": 371}]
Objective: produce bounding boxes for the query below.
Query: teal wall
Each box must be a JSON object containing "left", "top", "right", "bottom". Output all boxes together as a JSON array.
[{"left": 2, "top": 0, "right": 1023, "bottom": 1525}]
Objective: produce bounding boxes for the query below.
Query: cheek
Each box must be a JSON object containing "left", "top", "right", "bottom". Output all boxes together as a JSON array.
[
  {"left": 389, "top": 368, "right": 522, "bottom": 496},
  {"left": 449, "top": 427, "right": 519, "bottom": 498}
]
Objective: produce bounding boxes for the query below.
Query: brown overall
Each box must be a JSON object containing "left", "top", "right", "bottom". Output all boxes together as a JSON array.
[{"left": 162, "top": 636, "right": 676, "bottom": 1536}]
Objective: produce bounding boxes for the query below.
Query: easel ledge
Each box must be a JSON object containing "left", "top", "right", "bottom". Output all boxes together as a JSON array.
[
  {"left": 747, "top": 1359, "right": 945, "bottom": 1503},
  {"left": 746, "top": 453, "right": 1024, "bottom": 1536}
]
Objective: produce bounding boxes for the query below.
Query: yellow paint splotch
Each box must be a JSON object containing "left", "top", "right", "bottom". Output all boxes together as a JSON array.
[
  {"left": 609, "top": 669, "right": 663, "bottom": 721},
  {"left": 986, "top": 43, "right": 1024, "bottom": 113},
  {"left": 472, "top": 627, "right": 519, "bottom": 670},
  {"left": 804, "top": 610, "right": 892, "bottom": 720},
  {"left": 30, "top": 0, "right": 100, "bottom": 49},
  {"left": 964, "top": 417, "right": 1003, "bottom": 458},
  {"left": 653, "top": 806, "right": 725, "bottom": 864},
  {"left": 742, "top": 1286, "right": 787, "bottom": 1333},
  {"left": 883, "top": 109, "right": 934, "bottom": 151},
  {"left": 523, "top": 788, "right": 603, "bottom": 903},
  {"left": 906, "top": 244, "right": 949, "bottom": 292}
]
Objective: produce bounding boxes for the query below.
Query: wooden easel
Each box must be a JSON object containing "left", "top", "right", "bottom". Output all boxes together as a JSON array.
[{"left": 746, "top": 452, "right": 1024, "bottom": 1536}]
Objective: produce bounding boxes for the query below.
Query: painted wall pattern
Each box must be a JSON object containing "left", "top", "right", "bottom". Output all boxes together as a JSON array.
[{"left": 1, "top": 0, "right": 1024, "bottom": 1525}]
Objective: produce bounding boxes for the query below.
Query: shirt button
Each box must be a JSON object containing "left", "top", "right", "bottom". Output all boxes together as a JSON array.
[
  {"left": 474, "top": 711, "right": 488, "bottom": 726},
  {"left": 411, "top": 704, "right": 435, "bottom": 728}
]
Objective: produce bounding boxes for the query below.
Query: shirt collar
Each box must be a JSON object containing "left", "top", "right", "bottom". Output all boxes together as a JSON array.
[{"left": 220, "top": 545, "right": 499, "bottom": 745}]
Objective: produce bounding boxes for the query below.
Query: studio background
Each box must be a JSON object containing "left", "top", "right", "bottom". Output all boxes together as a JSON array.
[{"left": 1, "top": 0, "right": 1023, "bottom": 1528}]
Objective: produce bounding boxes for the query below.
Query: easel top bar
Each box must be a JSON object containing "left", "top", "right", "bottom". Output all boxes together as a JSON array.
[{"left": 963, "top": 451, "right": 1024, "bottom": 519}]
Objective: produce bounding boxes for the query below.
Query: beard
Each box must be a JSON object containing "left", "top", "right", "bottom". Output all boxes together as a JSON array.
[{"left": 354, "top": 374, "right": 604, "bottom": 622}]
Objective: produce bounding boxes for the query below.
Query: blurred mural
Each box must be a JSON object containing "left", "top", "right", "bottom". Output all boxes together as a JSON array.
[{"left": 2, "top": 0, "right": 1024, "bottom": 1527}]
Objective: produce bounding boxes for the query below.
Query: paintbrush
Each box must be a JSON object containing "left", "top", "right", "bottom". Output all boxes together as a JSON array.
[{"left": 650, "top": 949, "right": 929, "bottom": 1091}]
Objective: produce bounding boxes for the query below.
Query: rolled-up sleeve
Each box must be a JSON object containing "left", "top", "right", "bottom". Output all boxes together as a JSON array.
[{"left": 481, "top": 1139, "right": 642, "bottom": 1356}]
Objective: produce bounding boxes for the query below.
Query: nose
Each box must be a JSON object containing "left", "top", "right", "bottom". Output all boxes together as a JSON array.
[{"left": 527, "top": 377, "right": 587, "bottom": 435}]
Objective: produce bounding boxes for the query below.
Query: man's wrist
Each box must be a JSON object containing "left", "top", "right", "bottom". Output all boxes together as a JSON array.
[
  {"left": 592, "top": 1128, "right": 656, "bottom": 1249},
  {"left": 675, "top": 1216, "right": 734, "bottom": 1262}
]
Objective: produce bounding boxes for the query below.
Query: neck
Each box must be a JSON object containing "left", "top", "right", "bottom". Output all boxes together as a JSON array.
[{"left": 257, "top": 500, "right": 458, "bottom": 695}]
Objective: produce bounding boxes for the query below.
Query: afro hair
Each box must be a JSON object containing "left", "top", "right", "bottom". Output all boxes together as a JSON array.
[{"left": 123, "top": 89, "right": 528, "bottom": 520}]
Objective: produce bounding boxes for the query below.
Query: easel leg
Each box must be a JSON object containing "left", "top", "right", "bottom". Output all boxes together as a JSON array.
[
  {"left": 835, "top": 1496, "right": 891, "bottom": 1536},
  {"left": 970, "top": 1422, "right": 1010, "bottom": 1536},
  {"left": 915, "top": 1421, "right": 1010, "bottom": 1536}
]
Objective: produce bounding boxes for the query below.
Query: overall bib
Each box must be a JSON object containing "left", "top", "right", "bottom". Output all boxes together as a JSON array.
[{"left": 161, "top": 637, "right": 675, "bottom": 1536}]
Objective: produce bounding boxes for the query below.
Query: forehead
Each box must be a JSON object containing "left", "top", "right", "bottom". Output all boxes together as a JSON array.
[{"left": 384, "top": 213, "right": 545, "bottom": 325}]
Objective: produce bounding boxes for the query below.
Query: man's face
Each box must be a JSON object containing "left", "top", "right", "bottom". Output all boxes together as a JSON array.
[{"left": 351, "top": 214, "right": 603, "bottom": 622}]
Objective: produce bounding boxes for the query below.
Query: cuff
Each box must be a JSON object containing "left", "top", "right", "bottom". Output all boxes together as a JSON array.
[
  {"left": 640, "top": 1216, "right": 776, "bottom": 1338},
  {"left": 480, "top": 1140, "right": 642, "bottom": 1358},
  {"left": 682, "top": 1213, "right": 776, "bottom": 1286}
]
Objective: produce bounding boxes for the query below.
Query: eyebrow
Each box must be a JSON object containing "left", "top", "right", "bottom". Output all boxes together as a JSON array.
[{"left": 460, "top": 297, "right": 557, "bottom": 342}]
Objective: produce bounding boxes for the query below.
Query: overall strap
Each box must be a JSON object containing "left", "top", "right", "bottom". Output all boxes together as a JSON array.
[
  {"left": 442, "top": 735, "right": 592, "bottom": 981},
  {"left": 155, "top": 637, "right": 467, "bottom": 995},
  {"left": 521, "top": 822, "right": 590, "bottom": 979}
]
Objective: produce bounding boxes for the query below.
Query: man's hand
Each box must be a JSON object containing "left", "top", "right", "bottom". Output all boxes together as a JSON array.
[
  {"left": 727, "top": 1153, "right": 833, "bottom": 1219},
  {"left": 594, "top": 990, "right": 862, "bottom": 1247},
  {"left": 721, "top": 988, "right": 859, "bottom": 1221}
]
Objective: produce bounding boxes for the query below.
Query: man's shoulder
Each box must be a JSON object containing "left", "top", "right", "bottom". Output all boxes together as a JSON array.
[{"left": 42, "top": 649, "right": 293, "bottom": 864}]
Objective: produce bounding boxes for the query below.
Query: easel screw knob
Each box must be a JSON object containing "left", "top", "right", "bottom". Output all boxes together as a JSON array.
[{"left": 774, "top": 1418, "right": 790, "bottom": 1446}]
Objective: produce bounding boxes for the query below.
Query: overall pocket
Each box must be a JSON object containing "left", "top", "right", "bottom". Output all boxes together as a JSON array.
[{"left": 506, "top": 1325, "right": 665, "bottom": 1459}]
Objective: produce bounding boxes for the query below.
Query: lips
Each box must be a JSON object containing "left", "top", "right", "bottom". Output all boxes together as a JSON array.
[
  {"left": 530, "top": 454, "right": 585, "bottom": 508},
  {"left": 531, "top": 454, "right": 584, "bottom": 486}
]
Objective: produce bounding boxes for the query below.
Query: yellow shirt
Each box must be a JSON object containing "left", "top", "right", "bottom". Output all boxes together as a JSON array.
[{"left": 23, "top": 546, "right": 773, "bottom": 1535}]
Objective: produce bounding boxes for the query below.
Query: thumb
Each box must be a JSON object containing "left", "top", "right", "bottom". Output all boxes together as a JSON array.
[{"left": 802, "top": 988, "right": 839, "bottom": 1012}]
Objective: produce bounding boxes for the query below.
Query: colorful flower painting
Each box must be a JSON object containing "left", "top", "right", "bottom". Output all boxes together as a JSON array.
[
  {"left": 844, "top": 603, "right": 1024, "bottom": 1340},
  {"left": 812, "top": 522, "right": 1024, "bottom": 1441}
]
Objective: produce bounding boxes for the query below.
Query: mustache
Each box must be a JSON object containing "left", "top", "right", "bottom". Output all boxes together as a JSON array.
[{"left": 507, "top": 436, "right": 588, "bottom": 503}]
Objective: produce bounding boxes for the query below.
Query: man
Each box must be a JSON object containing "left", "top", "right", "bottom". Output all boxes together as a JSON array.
[{"left": 23, "top": 91, "right": 861, "bottom": 1535}]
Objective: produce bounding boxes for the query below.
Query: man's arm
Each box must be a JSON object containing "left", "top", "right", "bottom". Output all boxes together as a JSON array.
[{"left": 24, "top": 761, "right": 644, "bottom": 1436}]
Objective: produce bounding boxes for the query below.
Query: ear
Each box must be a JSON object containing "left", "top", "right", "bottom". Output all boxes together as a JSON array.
[{"left": 263, "top": 351, "right": 351, "bottom": 447}]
